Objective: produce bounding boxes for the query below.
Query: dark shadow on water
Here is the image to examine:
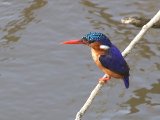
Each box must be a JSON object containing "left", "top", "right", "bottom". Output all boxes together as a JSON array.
[
  {"left": 80, "top": 0, "right": 120, "bottom": 32},
  {"left": 122, "top": 81, "right": 160, "bottom": 114},
  {"left": 1, "top": 0, "right": 47, "bottom": 44},
  {"left": 80, "top": 0, "right": 159, "bottom": 59}
]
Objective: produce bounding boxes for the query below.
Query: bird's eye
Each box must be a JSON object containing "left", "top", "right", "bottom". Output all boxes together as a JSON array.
[
  {"left": 88, "top": 40, "right": 95, "bottom": 44},
  {"left": 81, "top": 38, "right": 88, "bottom": 45},
  {"left": 82, "top": 37, "right": 87, "bottom": 40},
  {"left": 82, "top": 37, "right": 95, "bottom": 44}
]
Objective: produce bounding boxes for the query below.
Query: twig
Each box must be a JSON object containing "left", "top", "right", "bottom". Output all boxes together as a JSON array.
[{"left": 75, "top": 10, "right": 160, "bottom": 120}]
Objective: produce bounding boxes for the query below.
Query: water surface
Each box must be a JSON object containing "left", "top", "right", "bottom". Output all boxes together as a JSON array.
[{"left": 0, "top": 0, "right": 159, "bottom": 120}]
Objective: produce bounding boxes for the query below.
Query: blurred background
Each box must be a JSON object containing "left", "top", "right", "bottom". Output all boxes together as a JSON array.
[{"left": 0, "top": 0, "right": 159, "bottom": 120}]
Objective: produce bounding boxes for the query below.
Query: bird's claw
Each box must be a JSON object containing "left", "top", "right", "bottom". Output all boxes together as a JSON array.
[{"left": 99, "top": 76, "right": 111, "bottom": 84}]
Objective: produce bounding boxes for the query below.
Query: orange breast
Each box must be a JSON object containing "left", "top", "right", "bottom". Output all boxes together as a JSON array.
[
  {"left": 91, "top": 48, "right": 124, "bottom": 79},
  {"left": 101, "top": 67, "right": 123, "bottom": 78}
]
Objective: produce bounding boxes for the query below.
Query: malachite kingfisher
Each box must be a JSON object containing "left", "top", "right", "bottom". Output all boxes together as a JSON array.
[{"left": 63, "top": 32, "right": 130, "bottom": 88}]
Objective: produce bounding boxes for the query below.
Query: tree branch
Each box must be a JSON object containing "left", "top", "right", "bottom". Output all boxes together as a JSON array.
[{"left": 75, "top": 10, "right": 160, "bottom": 120}]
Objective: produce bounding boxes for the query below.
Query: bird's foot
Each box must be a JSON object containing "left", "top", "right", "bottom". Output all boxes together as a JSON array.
[{"left": 99, "top": 76, "right": 111, "bottom": 84}]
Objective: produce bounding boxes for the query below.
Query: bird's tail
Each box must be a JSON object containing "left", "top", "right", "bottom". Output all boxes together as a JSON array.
[{"left": 123, "top": 76, "right": 129, "bottom": 89}]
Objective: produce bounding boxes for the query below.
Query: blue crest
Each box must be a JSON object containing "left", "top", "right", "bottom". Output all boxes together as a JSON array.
[{"left": 82, "top": 32, "right": 112, "bottom": 46}]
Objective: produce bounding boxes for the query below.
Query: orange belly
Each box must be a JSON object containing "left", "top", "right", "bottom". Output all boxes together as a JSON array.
[
  {"left": 91, "top": 48, "right": 123, "bottom": 79},
  {"left": 96, "top": 60, "right": 123, "bottom": 79},
  {"left": 101, "top": 67, "right": 123, "bottom": 78}
]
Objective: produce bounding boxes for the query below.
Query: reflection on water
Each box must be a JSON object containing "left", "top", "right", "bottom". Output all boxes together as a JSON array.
[
  {"left": 80, "top": 0, "right": 118, "bottom": 33},
  {"left": 140, "top": 39, "right": 160, "bottom": 57},
  {"left": 0, "top": 0, "right": 159, "bottom": 119},
  {"left": 138, "top": 41, "right": 156, "bottom": 59},
  {"left": 2, "top": 0, "right": 47, "bottom": 43},
  {"left": 80, "top": 0, "right": 160, "bottom": 119},
  {"left": 123, "top": 81, "right": 160, "bottom": 114}
]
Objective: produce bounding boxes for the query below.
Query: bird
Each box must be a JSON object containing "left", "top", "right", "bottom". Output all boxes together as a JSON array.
[{"left": 63, "top": 32, "right": 130, "bottom": 88}]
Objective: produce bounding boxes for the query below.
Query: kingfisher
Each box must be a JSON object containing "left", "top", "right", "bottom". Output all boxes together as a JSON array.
[{"left": 63, "top": 32, "right": 130, "bottom": 88}]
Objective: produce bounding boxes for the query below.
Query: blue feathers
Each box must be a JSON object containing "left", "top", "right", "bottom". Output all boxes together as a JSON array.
[
  {"left": 123, "top": 76, "right": 129, "bottom": 89},
  {"left": 99, "top": 45, "right": 129, "bottom": 76},
  {"left": 82, "top": 32, "right": 112, "bottom": 46},
  {"left": 99, "top": 45, "right": 130, "bottom": 88},
  {"left": 83, "top": 32, "right": 130, "bottom": 88}
]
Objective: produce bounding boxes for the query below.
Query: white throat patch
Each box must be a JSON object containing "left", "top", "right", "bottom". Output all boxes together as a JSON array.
[{"left": 100, "top": 45, "right": 110, "bottom": 50}]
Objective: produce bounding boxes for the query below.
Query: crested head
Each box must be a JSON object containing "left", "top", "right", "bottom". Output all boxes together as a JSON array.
[
  {"left": 82, "top": 32, "right": 112, "bottom": 47},
  {"left": 62, "top": 32, "right": 112, "bottom": 50}
]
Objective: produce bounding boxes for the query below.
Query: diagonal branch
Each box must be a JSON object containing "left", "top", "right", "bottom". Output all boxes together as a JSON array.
[{"left": 75, "top": 10, "right": 160, "bottom": 120}]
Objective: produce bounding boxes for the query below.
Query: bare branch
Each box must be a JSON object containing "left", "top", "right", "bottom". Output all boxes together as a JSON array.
[{"left": 75, "top": 10, "right": 160, "bottom": 120}]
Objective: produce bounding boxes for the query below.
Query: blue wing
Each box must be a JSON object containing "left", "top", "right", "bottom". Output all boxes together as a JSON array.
[
  {"left": 99, "top": 45, "right": 130, "bottom": 88},
  {"left": 123, "top": 76, "right": 129, "bottom": 89},
  {"left": 99, "top": 45, "right": 129, "bottom": 76}
]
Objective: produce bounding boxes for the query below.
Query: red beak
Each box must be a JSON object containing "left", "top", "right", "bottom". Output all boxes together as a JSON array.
[{"left": 62, "top": 39, "right": 84, "bottom": 44}]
